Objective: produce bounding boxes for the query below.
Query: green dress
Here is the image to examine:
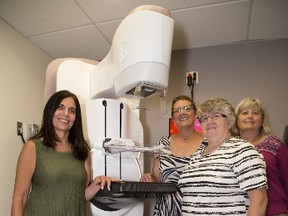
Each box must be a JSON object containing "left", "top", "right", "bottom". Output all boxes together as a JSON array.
[{"left": 23, "top": 139, "right": 87, "bottom": 216}]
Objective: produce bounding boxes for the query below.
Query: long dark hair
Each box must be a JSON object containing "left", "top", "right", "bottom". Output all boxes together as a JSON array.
[{"left": 32, "top": 90, "right": 89, "bottom": 161}]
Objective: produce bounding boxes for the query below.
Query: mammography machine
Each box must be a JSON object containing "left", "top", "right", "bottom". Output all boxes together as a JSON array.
[{"left": 45, "top": 5, "right": 174, "bottom": 216}]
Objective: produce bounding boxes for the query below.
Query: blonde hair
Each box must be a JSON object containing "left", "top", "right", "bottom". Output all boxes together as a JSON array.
[{"left": 235, "top": 98, "right": 271, "bottom": 135}]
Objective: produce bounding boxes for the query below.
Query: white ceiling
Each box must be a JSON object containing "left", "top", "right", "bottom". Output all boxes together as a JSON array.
[{"left": 1, "top": 0, "right": 288, "bottom": 60}]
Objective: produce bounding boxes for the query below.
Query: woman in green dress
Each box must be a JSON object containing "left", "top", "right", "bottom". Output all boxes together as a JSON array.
[{"left": 11, "top": 90, "right": 114, "bottom": 216}]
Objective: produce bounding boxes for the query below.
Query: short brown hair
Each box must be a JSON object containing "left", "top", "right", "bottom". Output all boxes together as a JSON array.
[{"left": 171, "top": 95, "right": 196, "bottom": 117}]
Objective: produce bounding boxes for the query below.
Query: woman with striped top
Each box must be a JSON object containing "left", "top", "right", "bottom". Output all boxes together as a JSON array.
[
  {"left": 179, "top": 97, "right": 268, "bottom": 216},
  {"left": 140, "top": 95, "right": 203, "bottom": 215}
]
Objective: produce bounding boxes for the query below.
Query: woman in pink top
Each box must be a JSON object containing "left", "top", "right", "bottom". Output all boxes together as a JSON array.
[{"left": 236, "top": 98, "right": 288, "bottom": 216}]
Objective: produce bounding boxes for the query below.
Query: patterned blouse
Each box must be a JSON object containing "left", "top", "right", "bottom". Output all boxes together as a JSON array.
[
  {"left": 153, "top": 136, "right": 190, "bottom": 216},
  {"left": 254, "top": 134, "right": 288, "bottom": 215},
  {"left": 178, "top": 137, "right": 267, "bottom": 216}
]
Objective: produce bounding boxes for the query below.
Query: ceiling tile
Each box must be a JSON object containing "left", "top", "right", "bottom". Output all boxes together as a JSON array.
[
  {"left": 249, "top": 0, "right": 288, "bottom": 40},
  {"left": 76, "top": 0, "right": 230, "bottom": 23},
  {"left": 0, "top": 0, "right": 91, "bottom": 36},
  {"left": 29, "top": 25, "right": 110, "bottom": 60},
  {"left": 172, "top": 1, "right": 250, "bottom": 50},
  {"left": 96, "top": 20, "right": 122, "bottom": 43}
]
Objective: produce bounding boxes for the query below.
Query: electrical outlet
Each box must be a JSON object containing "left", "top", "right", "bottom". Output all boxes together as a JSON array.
[
  {"left": 17, "top": 121, "right": 23, "bottom": 136},
  {"left": 186, "top": 71, "right": 199, "bottom": 84}
]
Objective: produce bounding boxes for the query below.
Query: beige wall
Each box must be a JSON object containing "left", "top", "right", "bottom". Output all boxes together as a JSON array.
[{"left": 0, "top": 18, "right": 52, "bottom": 214}]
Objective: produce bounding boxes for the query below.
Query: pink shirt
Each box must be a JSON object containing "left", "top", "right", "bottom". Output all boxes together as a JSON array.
[{"left": 256, "top": 134, "right": 288, "bottom": 216}]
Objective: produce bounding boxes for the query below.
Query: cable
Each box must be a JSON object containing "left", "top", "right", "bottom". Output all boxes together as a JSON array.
[
  {"left": 186, "top": 73, "right": 196, "bottom": 100},
  {"left": 19, "top": 132, "right": 25, "bottom": 144},
  {"left": 133, "top": 153, "right": 142, "bottom": 179}
]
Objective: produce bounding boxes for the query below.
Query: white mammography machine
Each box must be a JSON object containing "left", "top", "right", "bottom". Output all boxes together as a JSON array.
[{"left": 45, "top": 5, "right": 174, "bottom": 216}]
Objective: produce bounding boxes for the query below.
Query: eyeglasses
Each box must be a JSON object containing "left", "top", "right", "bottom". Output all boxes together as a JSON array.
[
  {"left": 172, "top": 105, "right": 193, "bottom": 116},
  {"left": 198, "top": 113, "right": 227, "bottom": 123}
]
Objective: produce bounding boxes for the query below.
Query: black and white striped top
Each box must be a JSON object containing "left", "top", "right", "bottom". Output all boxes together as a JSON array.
[
  {"left": 153, "top": 136, "right": 189, "bottom": 216},
  {"left": 178, "top": 137, "right": 267, "bottom": 216}
]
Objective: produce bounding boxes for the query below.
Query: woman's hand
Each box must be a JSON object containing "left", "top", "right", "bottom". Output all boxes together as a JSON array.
[
  {"left": 139, "top": 173, "right": 158, "bottom": 182},
  {"left": 91, "top": 175, "right": 120, "bottom": 190},
  {"left": 85, "top": 175, "right": 121, "bottom": 201}
]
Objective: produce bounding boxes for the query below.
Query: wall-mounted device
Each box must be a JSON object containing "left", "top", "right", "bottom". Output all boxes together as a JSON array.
[
  {"left": 27, "top": 123, "right": 40, "bottom": 139},
  {"left": 16, "top": 121, "right": 40, "bottom": 143},
  {"left": 186, "top": 71, "right": 199, "bottom": 84},
  {"left": 186, "top": 71, "right": 199, "bottom": 100}
]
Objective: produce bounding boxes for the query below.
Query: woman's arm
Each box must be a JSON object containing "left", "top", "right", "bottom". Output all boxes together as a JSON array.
[
  {"left": 140, "top": 154, "right": 160, "bottom": 182},
  {"left": 247, "top": 188, "right": 268, "bottom": 216},
  {"left": 84, "top": 154, "right": 100, "bottom": 201},
  {"left": 11, "top": 140, "right": 36, "bottom": 216},
  {"left": 84, "top": 154, "right": 116, "bottom": 201}
]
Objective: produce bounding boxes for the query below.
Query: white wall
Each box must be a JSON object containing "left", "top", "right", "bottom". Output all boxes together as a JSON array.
[
  {"left": 0, "top": 18, "right": 52, "bottom": 214},
  {"left": 141, "top": 38, "right": 288, "bottom": 216}
]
